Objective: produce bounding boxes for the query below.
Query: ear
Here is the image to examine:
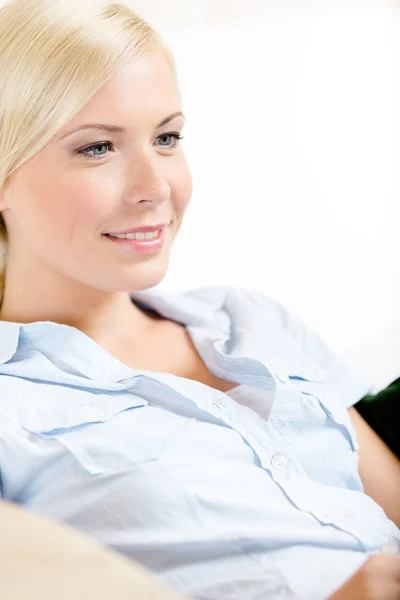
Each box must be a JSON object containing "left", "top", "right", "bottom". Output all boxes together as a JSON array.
[
  {"left": 0, "top": 193, "right": 10, "bottom": 233},
  {"left": 0, "top": 182, "right": 11, "bottom": 212}
]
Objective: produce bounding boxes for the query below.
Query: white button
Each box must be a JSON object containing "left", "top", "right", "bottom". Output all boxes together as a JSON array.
[
  {"left": 85, "top": 406, "right": 106, "bottom": 420},
  {"left": 381, "top": 541, "right": 400, "bottom": 555},
  {"left": 271, "top": 453, "right": 289, "bottom": 471},
  {"left": 276, "top": 371, "right": 289, "bottom": 383},
  {"left": 307, "top": 397, "right": 319, "bottom": 408},
  {"left": 212, "top": 399, "right": 225, "bottom": 409}
]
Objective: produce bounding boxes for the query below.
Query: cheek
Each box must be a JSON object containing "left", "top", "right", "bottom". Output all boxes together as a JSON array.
[
  {"left": 8, "top": 174, "right": 76, "bottom": 247},
  {"left": 52, "top": 178, "right": 114, "bottom": 244},
  {"left": 26, "top": 177, "right": 107, "bottom": 248}
]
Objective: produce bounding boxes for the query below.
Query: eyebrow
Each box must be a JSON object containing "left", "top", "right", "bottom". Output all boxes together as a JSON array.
[{"left": 59, "top": 111, "right": 185, "bottom": 140}]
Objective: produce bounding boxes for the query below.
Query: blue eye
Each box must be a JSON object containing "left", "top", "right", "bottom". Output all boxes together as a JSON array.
[
  {"left": 77, "top": 142, "right": 112, "bottom": 159},
  {"left": 155, "top": 133, "right": 183, "bottom": 148},
  {"left": 76, "top": 132, "right": 184, "bottom": 161}
]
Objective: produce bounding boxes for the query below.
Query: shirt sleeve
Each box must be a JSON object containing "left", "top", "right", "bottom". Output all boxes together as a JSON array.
[{"left": 250, "top": 288, "right": 374, "bottom": 409}]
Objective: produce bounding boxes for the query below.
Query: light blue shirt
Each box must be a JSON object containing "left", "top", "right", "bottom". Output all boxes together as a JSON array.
[{"left": 0, "top": 286, "right": 399, "bottom": 600}]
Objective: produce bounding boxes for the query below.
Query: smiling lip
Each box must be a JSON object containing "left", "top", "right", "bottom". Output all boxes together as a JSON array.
[
  {"left": 104, "top": 227, "right": 166, "bottom": 254},
  {"left": 105, "top": 223, "right": 168, "bottom": 235}
]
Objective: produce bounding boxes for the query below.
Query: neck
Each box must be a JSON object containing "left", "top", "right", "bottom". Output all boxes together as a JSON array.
[{"left": 0, "top": 277, "right": 157, "bottom": 350}]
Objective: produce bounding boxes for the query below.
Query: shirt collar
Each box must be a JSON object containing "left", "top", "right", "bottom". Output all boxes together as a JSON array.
[
  {"left": 130, "top": 287, "right": 220, "bottom": 328},
  {"left": 0, "top": 320, "right": 22, "bottom": 364}
]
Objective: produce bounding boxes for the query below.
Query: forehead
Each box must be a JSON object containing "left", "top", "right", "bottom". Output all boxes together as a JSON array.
[{"left": 66, "top": 50, "right": 181, "bottom": 130}]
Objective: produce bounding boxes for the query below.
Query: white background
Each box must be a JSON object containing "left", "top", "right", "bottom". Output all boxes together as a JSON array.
[{"left": 127, "top": 0, "right": 400, "bottom": 392}]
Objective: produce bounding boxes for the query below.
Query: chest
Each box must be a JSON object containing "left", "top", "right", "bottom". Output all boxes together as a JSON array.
[{"left": 115, "top": 318, "right": 240, "bottom": 394}]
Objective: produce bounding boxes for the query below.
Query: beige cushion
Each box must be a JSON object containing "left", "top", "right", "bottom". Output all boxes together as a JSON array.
[{"left": 0, "top": 500, "right": 187, "bottom": 599}]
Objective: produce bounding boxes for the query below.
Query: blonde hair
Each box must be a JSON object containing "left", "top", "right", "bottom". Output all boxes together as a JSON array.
[{"left": 0, "top": 0, "right": 174, "bottom": 307}]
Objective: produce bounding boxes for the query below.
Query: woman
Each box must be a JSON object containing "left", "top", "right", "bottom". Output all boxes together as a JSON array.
[{"left": 0, "top": 1, "right": 399, "bottom": 598}]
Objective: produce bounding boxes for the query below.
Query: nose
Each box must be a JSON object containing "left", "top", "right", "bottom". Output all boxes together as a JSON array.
[{"left": 127, "top": 149, "right": 171, "bottom": 207}]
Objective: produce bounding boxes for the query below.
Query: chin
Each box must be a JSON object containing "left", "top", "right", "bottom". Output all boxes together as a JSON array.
[{"left": 119, "top": 257, "right": 170, "bottom": 293}]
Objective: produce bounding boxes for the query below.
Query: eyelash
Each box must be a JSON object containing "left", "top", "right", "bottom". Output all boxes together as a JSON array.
[{"left": 76, "top": 133, "right": 184, "bottom": 160}]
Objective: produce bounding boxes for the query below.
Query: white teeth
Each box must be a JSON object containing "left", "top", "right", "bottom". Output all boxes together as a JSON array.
[{"left": 109, "top": 230, "right": 160, "bottom": 240}]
